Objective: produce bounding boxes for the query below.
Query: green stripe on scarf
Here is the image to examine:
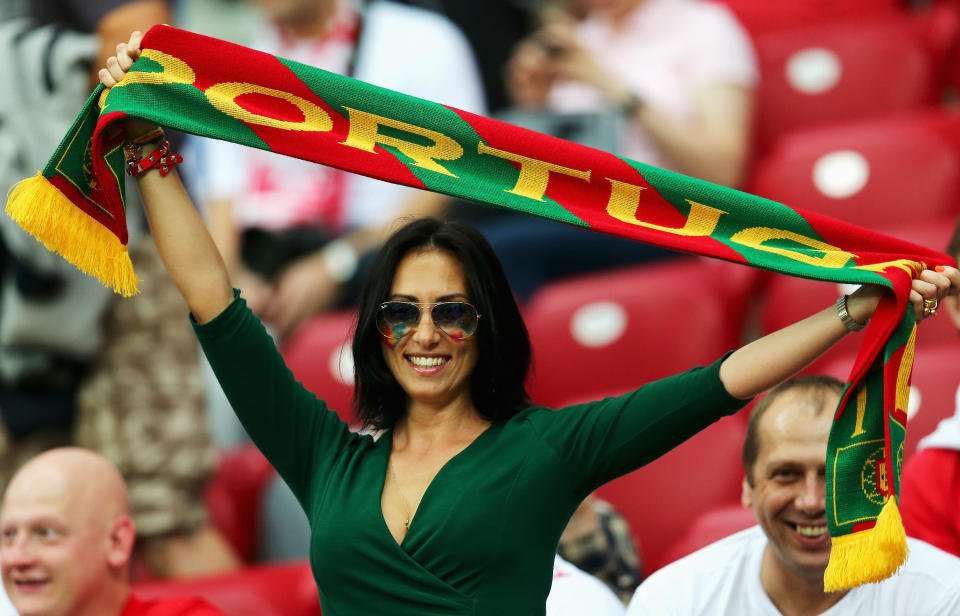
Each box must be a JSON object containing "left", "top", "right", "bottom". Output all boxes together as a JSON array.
[{"left": 5, "top": 24, "right": 955, "bottom": 591}]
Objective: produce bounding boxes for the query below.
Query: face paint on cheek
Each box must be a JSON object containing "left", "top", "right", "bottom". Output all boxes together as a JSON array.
[{"left": 381, "top": 323, "right": 408, "bottom": 348}]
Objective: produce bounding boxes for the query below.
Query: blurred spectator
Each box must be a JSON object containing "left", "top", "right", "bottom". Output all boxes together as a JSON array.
[
  {"left": 547, "top": 554, "right": 626, "bottom": 615},
  {"left": 471, "top": 0, "right": 758, "bottom": 300},
  {"left": 400, "top": 0, "right": 539, "bottom": 113},
  {"left": 0, "top": 1, "right": 239, "bottom": 578},
  {"left": 626, "top": 375, "right": 960, "bottom": 615},
  {"left": 0, "top": 447, "right": 223, "bottom": 615},
  {"left": 558, "top": 495, "right": 642, "bottom": 603},
  {"left": 197, "top": 0, "right": 486, "bottom": 339},
  {"left": 512, "top": 0, "right": 756, "bottom": 185},
  {"left": 900, "top": 227, "right": 960, "bottom": 558}
]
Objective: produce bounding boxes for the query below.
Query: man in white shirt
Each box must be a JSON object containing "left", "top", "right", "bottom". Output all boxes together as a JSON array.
[
  {"left": 547, "top": 555, "right": 625, "bottom": 616},
  {"left": 627, "top": 375, "right": 960, "bottom": 615}
]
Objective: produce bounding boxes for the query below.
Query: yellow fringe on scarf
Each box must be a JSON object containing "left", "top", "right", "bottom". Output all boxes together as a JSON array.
[
  {"left": 5, "top": 173, "right": 139, "bottom": 296},
  {"left": 823, "top": 496, "right": 908, "bottom": 592}
]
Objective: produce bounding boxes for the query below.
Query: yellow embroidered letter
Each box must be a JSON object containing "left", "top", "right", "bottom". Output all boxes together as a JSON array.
[
  {"left": 340, "top": 108, "right": 462, "bottom": 177},
  {"left": 605, "top": 178, "right": 725, "bottom": 237},
  {"left": 730, "top": 227, "right": 856, "bottom": 268},
  {"left": 477, "top": 142, "right": 590, "bottom": 201},
  {"left": 205, "top": 82, "right": 333, "bottom": 132},
  {"left": 101, "top": 49, "right": 196, "bottom": 108}
]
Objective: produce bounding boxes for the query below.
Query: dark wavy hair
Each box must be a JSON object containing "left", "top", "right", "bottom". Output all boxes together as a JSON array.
[{"left": 352, "top": 218, "right": 531, "bottom": 430}]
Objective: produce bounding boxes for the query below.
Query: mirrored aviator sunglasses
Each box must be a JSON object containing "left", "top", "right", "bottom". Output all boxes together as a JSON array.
[{"left": 376, "top": 301, "right": 481, "bottom": 342}]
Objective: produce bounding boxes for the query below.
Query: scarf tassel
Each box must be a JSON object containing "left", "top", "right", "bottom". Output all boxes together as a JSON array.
[
  {"left": 823, "top": 496, "right": 908, "bottom": 592},
  {"left": 5, "top": 173, "right": 139, "bottom": 296}
]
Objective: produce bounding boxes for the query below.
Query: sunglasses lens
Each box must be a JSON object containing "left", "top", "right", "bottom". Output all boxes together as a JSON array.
[
  {"left": 432, "top": 302, "right": 479, "bottom": 339},
  {"left": 377, "top": 302, "right": 420, "bottom": 339}
]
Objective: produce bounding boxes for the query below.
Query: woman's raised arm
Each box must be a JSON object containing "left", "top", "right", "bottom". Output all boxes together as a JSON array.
[
  {"left": 719, "top": 267, "right": 960, "bottom": 400},
  {"left": 100, "top": 31, "right": 233, "bottom": 323}
]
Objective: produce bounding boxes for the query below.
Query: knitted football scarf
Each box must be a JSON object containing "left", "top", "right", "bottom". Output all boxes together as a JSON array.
[{"left": 5, "top": 25, "right": 954, "bottom": 590}]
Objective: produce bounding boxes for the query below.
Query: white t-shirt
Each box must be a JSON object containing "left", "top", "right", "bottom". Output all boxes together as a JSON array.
[
  {"left": 547, "top": 555, "right": 625, "bottom": 616},
  {"left": 0, "top": 578, "right": 17, "bottom": 616},
  {"left": 200, "top": 0, "right": 486, "bottom": 231},
  {"left": 918, "top": 384, "right": 960, "bottom": 451},
  {"left": 547, "top": 0, "right": 756, "bottom": 165},
  {"left": 627, "top": 526, "right": 960, "bottom": 615}
]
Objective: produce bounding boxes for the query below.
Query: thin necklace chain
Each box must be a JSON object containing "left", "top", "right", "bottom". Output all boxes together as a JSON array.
[{"left": 387, "top": 460, "right": 413, "bottom": 530}]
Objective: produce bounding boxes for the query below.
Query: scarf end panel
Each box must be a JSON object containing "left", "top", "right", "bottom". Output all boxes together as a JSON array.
[
  {"left": 5, "top": 173, "right": 139, "bottom": 296},
  {"left": 823, "top": 496, "right": 908, "bottom": 592}
]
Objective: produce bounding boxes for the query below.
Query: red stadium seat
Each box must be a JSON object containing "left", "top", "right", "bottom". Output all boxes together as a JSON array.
[
  {"left": 525, "top": 258, "right": 759, "bottom": 409},
  {"left": 205, "top": 445, "right": 276, "bottom": 563},
  {"left": 819, "top": 344, "right": 960, "bottom": 462},
  {"left": 133, "top": 561, "right": 320, "bottom": 616},
  {"left": 589, "top": 408, "right": 748, "bottom": 577},
  {"left": 658, "top": 503, "right": 757, "bottom": 569},
  {"left": 752, "top": 16, "right": 940, "bottom": 153},
  {"left": 281, "top": 310, "right": 357, "bottom": 425},
  {"left": 713, "top": 0, "right": 901, "bottom": 37},
  {"left": 748, "top": 112, "right": 960, "bottom": 229},
  {"left": 758, "top": 218, "right": 957, "bottom": 373}
]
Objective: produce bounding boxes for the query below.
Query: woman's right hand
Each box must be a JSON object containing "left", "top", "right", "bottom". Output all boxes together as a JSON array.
[
  {"left": 98, "top": 31, "right": 157, "bottom": 140},
  {"left": 98, "top": 30, "right": 142, "bottom": 88}
]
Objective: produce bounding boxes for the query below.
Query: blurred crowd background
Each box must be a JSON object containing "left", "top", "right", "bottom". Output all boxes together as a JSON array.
[{"left": 1, "top": 0, "right": 959, "bottom": 613}]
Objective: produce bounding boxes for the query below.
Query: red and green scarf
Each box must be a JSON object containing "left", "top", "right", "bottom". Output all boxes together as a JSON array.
[{"left": 5, "top": 25, "right": 954, "bottom": 590}]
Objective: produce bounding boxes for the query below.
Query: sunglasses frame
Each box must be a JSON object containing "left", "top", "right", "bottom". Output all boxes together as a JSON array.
[{"left": 376, "top": 301, "right": 482, "bottom": 341}]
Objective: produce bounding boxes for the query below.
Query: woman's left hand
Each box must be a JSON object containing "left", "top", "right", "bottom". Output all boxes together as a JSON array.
[{"left": 910, "top": 266, "right": 960, "bottom": 322}]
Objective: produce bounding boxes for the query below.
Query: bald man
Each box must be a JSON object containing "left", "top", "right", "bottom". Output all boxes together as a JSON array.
[{"left": 0, "top": 448, "right": 222, "bottom": 616}]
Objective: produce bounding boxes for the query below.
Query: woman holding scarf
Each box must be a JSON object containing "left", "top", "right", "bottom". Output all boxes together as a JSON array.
[{"left": 99, "top": 31, "right": 959, "bottom": 615}]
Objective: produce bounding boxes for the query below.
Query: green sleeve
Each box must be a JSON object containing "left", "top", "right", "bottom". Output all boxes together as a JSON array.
[
  {"left": 192, "top": 291, "right": 353, "bottom": 507},
  {"left": 528, "top": 352, "right": 749, "bottom": 494}
]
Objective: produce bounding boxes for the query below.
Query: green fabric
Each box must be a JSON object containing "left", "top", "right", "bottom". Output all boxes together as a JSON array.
[{"left": 194, "top": 293, "right": 747, "bottom": 615}]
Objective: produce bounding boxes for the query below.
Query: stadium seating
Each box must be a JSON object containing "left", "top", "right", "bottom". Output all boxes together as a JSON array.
[
  {"left": 205, "top": 444, "right": 276, "bottom": 563},
  {"left": 748, "top": 111, "right": 960, "bottom": 229},
  {"left": 525, "top": 258, "right": 759, "bottom": 409},
  {"left": 657, "top": 503, "right": 757, "bottom": 570},
  {"left": 758, "top": 218, "right": 957, "bottom": 374},
  {"left": 280, "top": 309, "right": 357, "bottom": 425},
  {"left": 715, "top": 0, "right": 901, "bottom": 37},
  {"left": 133, "top": 561, "right": 320, "bottom": 616},
  {"left": 591, "top": 410, "right": 747, "bottom": 577},
  {"left": 751, "top": 15, "right": 940, "bottom": 153},
  {"left": 819, "top": 344, "right": 960, "bottom": 462}
]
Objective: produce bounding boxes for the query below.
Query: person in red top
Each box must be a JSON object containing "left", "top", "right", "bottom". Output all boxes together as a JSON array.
[
  {"left": 901, "top": 229, "right": 960, "bottom": 558},
  {"left": 0, "top": 448, "right": 222, "bottom": 616}
]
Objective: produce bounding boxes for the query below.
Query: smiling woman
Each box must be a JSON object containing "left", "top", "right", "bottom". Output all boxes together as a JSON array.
[
  {"left": 352, "top": 219, "right": 529, "bottom": 432},
  {"left": 95, "top": 30, "right": 960, "bottom": 616}
]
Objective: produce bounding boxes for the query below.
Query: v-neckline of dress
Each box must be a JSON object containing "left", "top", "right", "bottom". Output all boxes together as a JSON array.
[{"left": 377, "top": 422, "right": 498, "bottom": 550}]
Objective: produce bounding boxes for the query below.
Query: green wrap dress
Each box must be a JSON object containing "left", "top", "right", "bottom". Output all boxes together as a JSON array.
[{"left": 194, "top": 295, "right": 748, "bottom": 615}]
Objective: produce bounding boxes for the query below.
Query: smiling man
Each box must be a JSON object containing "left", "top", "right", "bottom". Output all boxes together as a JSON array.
[
  {"left": 626, "top": 375, "right": 960, "bottom": 615},
  {"left": 0, "top": 448, "right": 221, "bottom": 616}
]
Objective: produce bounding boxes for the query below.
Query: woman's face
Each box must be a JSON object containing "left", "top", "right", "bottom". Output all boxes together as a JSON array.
[{"left": 382, "top": 249, "right": 479, "bottom": 410}]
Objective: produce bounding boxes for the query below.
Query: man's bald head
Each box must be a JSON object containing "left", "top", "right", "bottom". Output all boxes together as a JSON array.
[
  {"left": 1, "top": 448, "right": 136, "bottom": 616},
  {"left": 4, "top": 448, "right": 129, "bottom": 524}
]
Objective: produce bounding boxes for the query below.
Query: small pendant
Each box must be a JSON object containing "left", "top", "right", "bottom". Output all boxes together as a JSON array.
[{"left": 403, "top": 519, "right": 410, "bottom": 529}]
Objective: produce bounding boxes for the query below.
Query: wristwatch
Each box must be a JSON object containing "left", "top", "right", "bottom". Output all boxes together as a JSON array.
[{"left": 836, "top": 295, "right": 866, "bottom": 332}]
